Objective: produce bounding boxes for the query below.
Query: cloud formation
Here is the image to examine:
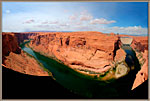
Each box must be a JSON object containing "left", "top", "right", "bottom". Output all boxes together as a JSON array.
[
  {"left": 23, "top": 19, "right": 35, "bottom": 24},
  {"left": 6, "top": 10, "right": 10, "bottom": 14},
  {"left": 59, "top": 23, "right": 69, "bottom": 27},
  {"left": 90, "top": 18, "right": 116, "bottom": 24},
  {"left": 110, "top": 26, "right": 147, "bottom": 35},
  {"left": 97, "top": 26, "right": 147, "bottom": 35},
  {"left": 2, "top": 7, "right": 147, "bottom": 35},
  {"left": 41, "top": 21, "right": 49, "bottom": 24},
  {"left": 80, "top": 14, "right": 93, "bottom": 21},
  {"left": 69, "top": 15, "right": 77, "bottom": 20},
  {"left": 49, "top": 21, "right": 59, "bottom": 24}
]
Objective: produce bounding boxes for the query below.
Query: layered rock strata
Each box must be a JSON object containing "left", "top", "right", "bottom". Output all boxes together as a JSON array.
[
  {"left": 29, "top": 32, "right": 120, "bottom": 75},
  {"left": 29, "top": 32, "right": 148, "bottom": 88},
  {"left": 2, "top": 32, "right": 49, "bottom": 76},
  {"left": 2, "top": 31, "right": 148, "bottom": 89}
]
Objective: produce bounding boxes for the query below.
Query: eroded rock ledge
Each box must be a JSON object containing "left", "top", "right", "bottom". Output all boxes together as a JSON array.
[
  {"left": 29, "top": 32, "right": 148, "bottom": 85},
  {"left": 2, "top": 32, "right": 49, "bottom": 76},
  {"left": 29, "top": 32, "right": 119, "bottom": 75}
]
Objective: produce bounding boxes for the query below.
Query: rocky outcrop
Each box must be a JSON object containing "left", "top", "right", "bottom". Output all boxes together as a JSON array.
[
  {"left": 132, "top": 49, "right": 148, "bottom": 90},
  {"left": 2, "top": 32, "right": 49, "bottom": 76},
  {"left": 130, "top": 36, "right": 148, "bottom": 89},
  {"left": 2, "top": 33, "right": 21, "bottom": 63},
  {"left": 4, "top": 51, "right": 49, "bottom": 76},
  {"left": 131, "top": 36, "right": 148, "bottom": 52},
  {"left": 114, "top": 48, "right": 126, "bottom": 63},
  {"left": 29, "top": 31, "right": 120, "bottom": 75}
]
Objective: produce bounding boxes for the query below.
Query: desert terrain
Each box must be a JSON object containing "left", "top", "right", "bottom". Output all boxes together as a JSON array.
[{"left": 2, "top": 31, "right": 148, "bottom": 89}]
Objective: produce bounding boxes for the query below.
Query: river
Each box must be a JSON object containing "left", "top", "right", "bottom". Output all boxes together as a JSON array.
[{"left": 21, "top": 41, "right": 140, "bottom": 98}]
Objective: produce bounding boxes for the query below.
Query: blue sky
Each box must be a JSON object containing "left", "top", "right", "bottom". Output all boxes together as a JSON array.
[{"left": 2, "top": 2, "right": 148, "bottom": 35}]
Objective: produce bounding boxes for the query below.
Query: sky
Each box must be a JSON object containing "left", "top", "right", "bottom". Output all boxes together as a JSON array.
[{"left": 2, "top": 2, "right": 148, "bottom": 35}]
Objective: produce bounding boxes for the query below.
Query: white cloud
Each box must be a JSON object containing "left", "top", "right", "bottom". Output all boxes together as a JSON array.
[
  {"left": 41, "top": 20, "right": 59, "bottom": 24},
  {"left": 80, "top": 14, "right": 93, "bottom": 21},
  {"left": 74, "top": 25, "right": 93, "bottom": 30},
  {"left": 6, "top": 10, "right": 10, "bottom": 14},
  {"left": 90, "top": 18, "right": 116, "bottom": 24},
  {"left": 63, "top": 9, "right": 69, "bottom": 13},
  {"left": 59, "top": 23, "right": 69, "bottom": 27},
  {"left": 80, "top": 9, "right": 88, "bottom": 15},
  {"left": 23, "top": 19, "right": 35, "bottom": 24},
  {"left": 69, "top": 15, "right": 77, "bottom": 20},
  {"left": 97, "top": 26, "right": 147, "bottom": 35},
  {"left": 41, "top": 21, "right": 49, "bottom": 24},
  {"left": 2, "top": 9, "right": 147, "bottom": 35},
  {"left": 76, "top": 22, "right": 82, "bottom": 25},
  {"left": 49, "top": 21, "right": 59, "bottom": 24}
]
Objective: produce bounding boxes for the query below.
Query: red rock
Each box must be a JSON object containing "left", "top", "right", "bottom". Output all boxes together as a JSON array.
[
  {"left": 2, "top": 32, "right": 49, "bottom": 76},
  {"left": 114, "top": 48, "right": 126, "bottom": 63},
  {"left": 2, "top": 31, "right": 148, "bottom": 88},
  {"left": 4, "top": 51, "right": 49, "bottom": 76},
  {"left": 2, "top": 32, "right": 21, "bottom": 63},
  {"left": 130, "top": 36, "right": 148, "bottom": 89},
  {"left": 29, "top": 31, "right": 119, "bottom": 74},
  {"left": 132, "top": 50, "right": 148, "bottom": 90},
  {"left": 29, "top": 32, "right": 148, "bottom": 88},
  {"left": 110, "top": 32, "right": 115, "bottom": 36}
]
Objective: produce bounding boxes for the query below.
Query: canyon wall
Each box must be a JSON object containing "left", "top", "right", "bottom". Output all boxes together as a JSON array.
[
  {"left": 2, "top": 32, "right": 49, "bottom": 76},
  {"left": 14, "top": 32, "right": 39, "bottom": 44},
  {"left": 29, "top": 32, "right": 148, "bottom": 73},
  {"left": 2, "top": 31, "right": 148, "bottom": 89},
  {"left": 29, "top": 31, "right": 121, "bottom": 74},
  {"left": 2, "top": 33, "right": 21, "bottom": 63},
  {"left": 131, "top": 36, "right": 148, "bottom": 89},
  {"left": 28, "top": 32, "right": 148, "bottom": 89}
]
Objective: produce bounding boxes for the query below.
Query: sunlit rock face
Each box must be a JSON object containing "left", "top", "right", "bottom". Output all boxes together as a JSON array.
[
  {"left": 114, "top": 48, "right": 126, "bottom": 63},
  {"left": 29, "top": 31, "right": 119, "bottom": 74},
  {"left": 2, "top": 32, "right": 49, "bottom": 76}
]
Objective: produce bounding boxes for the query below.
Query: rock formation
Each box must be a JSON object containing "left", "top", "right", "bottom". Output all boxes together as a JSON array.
[
  {"left": 29, "top": 31, "right": 148, "bottom": 89},
  {"left": 130, "top": 37, "right": 148, "bottom": 90},
  {"left": 2, "top": 31, "right": 148, "bottom": 89},
  {"left": 29, "top": 31, "right": 120, "bottom": 75},
  {"left": 2, "top": 32, "right": 49, "bottom": 76},
  {"left": 2, "top": 33, "right": 21, "bottom": 63}
]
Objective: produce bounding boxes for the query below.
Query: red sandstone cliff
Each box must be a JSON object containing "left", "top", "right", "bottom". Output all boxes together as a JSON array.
[
  {"left": 2, "top": 32, "right": 49, "bottom": 76},
  {"left": 2, "top": 31, "right": 148, "bottom": 88},
  {"left": 28, "top": 31, "right": 148, "bottom": 88},
  {"left": 14, "top": 32, "right": 39, "bottom": 44},
  {"left": 131, "top": 36, "right": 148, "bottom": 89},
  {"left": 2, "top": 33, "right": 21, "bottom": 63},
  {"left": 29, "top": 31, "right": 120, "bottom": 74}
]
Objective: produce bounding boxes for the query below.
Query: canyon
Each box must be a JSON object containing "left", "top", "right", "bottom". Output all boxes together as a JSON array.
[
  {"left": 2, "top": 32, "right": 49, "bottom": 76},
  {"left": 2, "top": 31, "right": 148, "bottom": 89}
]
